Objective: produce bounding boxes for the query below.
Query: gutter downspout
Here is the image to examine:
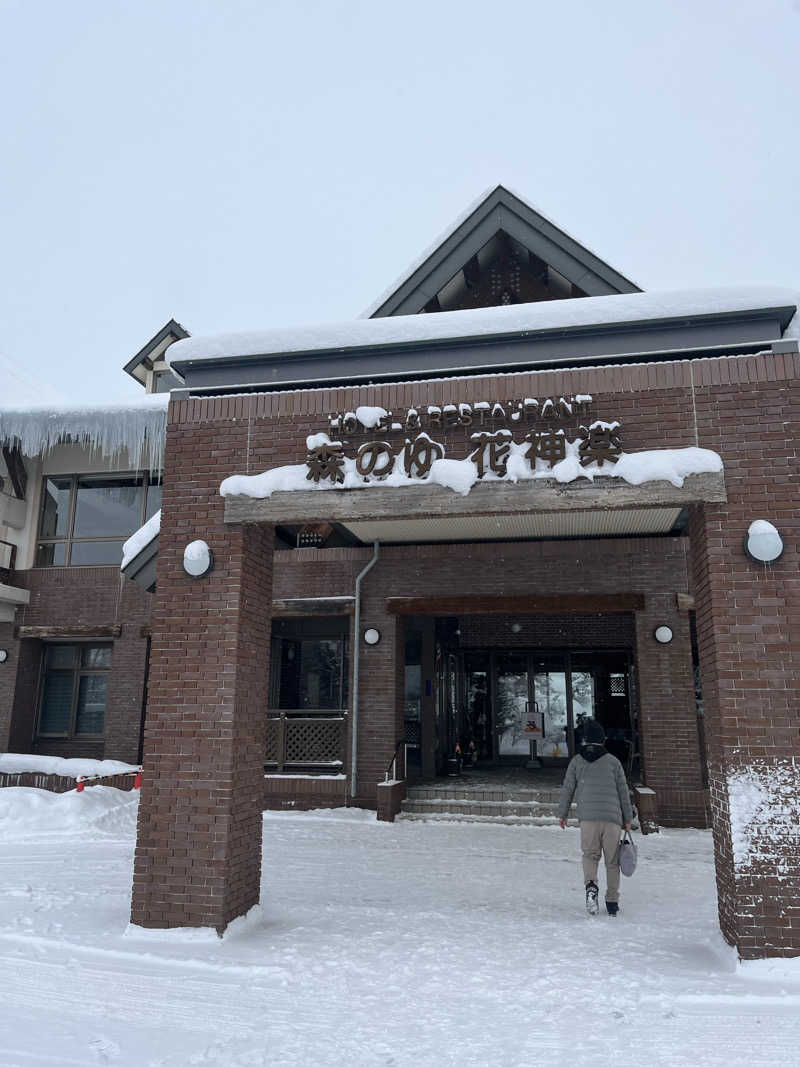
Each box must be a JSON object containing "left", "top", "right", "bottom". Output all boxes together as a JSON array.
[{"left": 350, "top": 541, "right": 380, "bottom": 800}]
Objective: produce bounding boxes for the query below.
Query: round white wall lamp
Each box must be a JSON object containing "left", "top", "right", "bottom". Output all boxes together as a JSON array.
[
  {"left": 0, "top": 649, "right": 7, "bottom": 664},
  {"left": 654, "top": 625, "right": 674, "bottom": 644},
  {"left": 363, "top": 628, "right": 381, "bottom": 646},
  {"left": 745, "top": 520, "right": 784, "bottom": 564},
  {"left": 511, "top": 623, "right": 521, "bottom": 633},
  {"left": 183, "top": 540, "right": 214, "bottom": 578}
]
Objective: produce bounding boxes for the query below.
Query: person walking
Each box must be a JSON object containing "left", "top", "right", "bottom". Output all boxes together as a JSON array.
[{"left": 558, "top": 719, "right": 633, "bottom": 916}]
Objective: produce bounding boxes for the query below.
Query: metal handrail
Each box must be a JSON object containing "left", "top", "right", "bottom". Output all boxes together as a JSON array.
[{"left": 384, "top": 737, "right": 407, "bottom": 783}]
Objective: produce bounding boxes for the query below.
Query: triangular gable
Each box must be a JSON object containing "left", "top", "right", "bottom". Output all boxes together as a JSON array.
[{"left": 364, "top": 185, "right": 640, "bottom": 319}]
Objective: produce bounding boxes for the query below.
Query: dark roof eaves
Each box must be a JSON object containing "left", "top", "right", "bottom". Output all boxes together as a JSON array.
[
  {"left": 123, "top": 319, "right": 191, "bottom": 379},
  {"left": 368, "top": 185, "right": 640, "bottom": 318},
  {"left": 170, "top": 304, "right": 795, "bottom": 379}
]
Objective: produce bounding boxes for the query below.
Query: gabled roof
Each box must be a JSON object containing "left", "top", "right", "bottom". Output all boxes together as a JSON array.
[
  {"left": 123, "top": 319, "right": 190, "bottom": 387},
  {"left": 363, "top": 185, "right": 640, "bottom": 319}
]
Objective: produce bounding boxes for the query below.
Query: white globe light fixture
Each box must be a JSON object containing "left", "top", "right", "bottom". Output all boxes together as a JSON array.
[
  {"left": 182, "top": 540, "right": 214, "bottom": 578},
  {"left": 363, "top": 628, "right": 381, "bottom": 646},
  {"left": 654, "top": 625, "right": 674, "bottom": 644},
  {"left": 0, "top": 649, "right": 7, "bottom": 664},
  {"left": 745, "top": 520, "right": 784, "bottom": 564}
]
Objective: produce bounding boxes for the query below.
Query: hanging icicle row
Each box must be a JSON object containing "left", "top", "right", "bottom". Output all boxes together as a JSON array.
[{"left": 0, "top": 394, "right": 170, "bottom": 472}]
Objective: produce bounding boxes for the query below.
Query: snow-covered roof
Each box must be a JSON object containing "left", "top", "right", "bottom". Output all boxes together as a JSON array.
[
  {"left": 121, "top": 509, "right": 161, "bottom": 571},
  {"left": 167, "top": 287, "right": 799, "bottom": 368},
  {"left": 0, "top": 393, "right": 169, "bottom": 471}
]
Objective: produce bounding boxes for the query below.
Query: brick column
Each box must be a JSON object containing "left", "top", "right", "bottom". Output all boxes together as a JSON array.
[
  {"left": 130, "top": 520, "right": 273, "bottom": 933},
  {"left": 634, "top": 594, "right": 707, "bottom": 826},
  {"left": 690, "top": 503, "right": 800, "bottom": 959},
  {"left": 354, "top": 567, "right": 403, "bottom": 804}
]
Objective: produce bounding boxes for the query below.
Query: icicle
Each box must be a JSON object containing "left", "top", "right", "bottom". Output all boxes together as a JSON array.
[{"left": 0, "top": 394, "right": 169, "bottom": 473}]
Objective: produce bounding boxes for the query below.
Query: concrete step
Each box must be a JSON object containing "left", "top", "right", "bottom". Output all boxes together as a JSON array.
[
  {"left": 397, "top": 811, "right": 578, "bottom": 826},
  {"left": 406, "top": 788, "right": 563, "bottom": 804},
  {"left": 401, "top": 797, "right": 569, "bottom": 817}
]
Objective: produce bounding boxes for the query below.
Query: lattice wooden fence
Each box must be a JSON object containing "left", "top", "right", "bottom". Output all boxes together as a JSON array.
[{"left": 265, "top": 712, "right": 346, "bottom": 771}]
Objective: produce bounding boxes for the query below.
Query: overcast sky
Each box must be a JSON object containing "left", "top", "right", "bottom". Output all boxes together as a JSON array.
[{"left": 2, "top": 0, "right": 799, "bottom": 404}]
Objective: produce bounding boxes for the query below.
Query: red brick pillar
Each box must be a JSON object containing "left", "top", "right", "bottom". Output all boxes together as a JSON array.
[
  {"left": 130, "top": 520, "right": 273, "bottom": 933},
  {"left": 353, "top": 575, "right": 404, "bottom": 805},
  {"left": 634, "top": 594, "right": 707, "bottom": 826},
  {"left": 690, "top": 503, "right": 800, "bottom": 959}
]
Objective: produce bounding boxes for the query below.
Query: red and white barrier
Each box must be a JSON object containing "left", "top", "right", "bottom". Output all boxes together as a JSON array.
[{"left": 76, "top": 768, "right": 142, "bottom": 793}]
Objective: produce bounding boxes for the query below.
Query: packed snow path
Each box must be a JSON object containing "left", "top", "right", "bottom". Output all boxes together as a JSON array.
[{"left": 0, "top": 789, "right": 798, "bottom": 1066}]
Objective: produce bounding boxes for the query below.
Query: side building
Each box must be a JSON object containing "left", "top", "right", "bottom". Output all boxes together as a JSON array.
[{"left": 0, "top": 356, "right": 179, "bottom": 765}]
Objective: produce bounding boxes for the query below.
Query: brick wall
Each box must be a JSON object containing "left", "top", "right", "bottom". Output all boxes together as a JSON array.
[
  {"left": 134, "top": 347, "right": 798, "bottom": 953},
  {"left": 3, "top": 567, "right": 153, "bottom": 763}
]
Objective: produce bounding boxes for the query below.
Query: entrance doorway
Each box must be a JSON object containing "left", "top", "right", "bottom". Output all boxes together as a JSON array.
[{"left": 451, "top": 649, "right": 634, "bottom": 770}]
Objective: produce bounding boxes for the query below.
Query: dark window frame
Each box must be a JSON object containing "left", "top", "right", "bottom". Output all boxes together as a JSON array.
[
  {"left": 35, "top": 471, "right": 161, "bottom": 568},
  {"left": 269, "top": 618, "right": 350, "bottom": 713},
  {"left": 36, "top": 642, "right": 113, "bottom": 740}
]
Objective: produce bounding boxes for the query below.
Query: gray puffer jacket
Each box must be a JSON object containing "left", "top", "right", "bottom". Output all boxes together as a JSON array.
[{"left": 557, "top": 746, "right": 633, "bottom": 825}]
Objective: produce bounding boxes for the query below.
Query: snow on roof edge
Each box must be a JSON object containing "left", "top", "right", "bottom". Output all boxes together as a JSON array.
[
  {"left": 0, "top": 393, "right": 169, "bottom": 471},
  {"left": 167, "top": 287, "right": 799, "bottom": 368}
]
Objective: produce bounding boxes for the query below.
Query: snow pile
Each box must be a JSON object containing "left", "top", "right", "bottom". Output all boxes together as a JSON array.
[
  {"left": 121, "top": 509, "right": 161, "bottom": 569},
  {"left": 3, "top": 806, "right": 800, "bottom": 1065},
  {"left": 354, "top": 405, "right": 388, "bottom": 429},
  {"left": 0, "top": 753, "right": 139, "bottom": 778},
  {"left": 167, "top": 286, "right": 799, "bottom": 365},
  {"left": 0, "top": 393, "right": 169, "bottom": 471},
  {"left": 727, "top": 760, "right": 800, "bottom": 872},
  {"left": 0, "top": 784, "right": 139, "bottom": 838},
  {"left": 221, "top": 432, "right": 723, "bottom": 500}
]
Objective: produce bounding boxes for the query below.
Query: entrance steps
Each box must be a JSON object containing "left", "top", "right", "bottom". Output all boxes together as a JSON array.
[{"left": 398, "top": 781, "right": 577, "bottom": 825}]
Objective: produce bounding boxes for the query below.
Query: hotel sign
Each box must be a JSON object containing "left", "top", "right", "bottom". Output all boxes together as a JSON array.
[
  {"left": 306, "top": 395, "right": 624, "bottom": 485},
  {"left": 328, "top": 394, "right": 593, "bottom": 437}
]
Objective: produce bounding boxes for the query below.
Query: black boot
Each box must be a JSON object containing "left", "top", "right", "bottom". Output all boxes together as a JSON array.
[
  {"left": 606, "top": 901, "right": 619, "bottom": 916},
  {"left": 585, "top": 881, "right": 599, "bottom": 915}
]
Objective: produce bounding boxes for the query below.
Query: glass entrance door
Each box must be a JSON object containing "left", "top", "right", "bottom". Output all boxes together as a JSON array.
[
  {"left": 438, "top": 647, "right": 635, "bottom": 771},
  {"left": 532, "top": 657, "right": 570, "bottom": 760},
  {"left": 494, "top": 652, "right": 531, "bottom": 757}
]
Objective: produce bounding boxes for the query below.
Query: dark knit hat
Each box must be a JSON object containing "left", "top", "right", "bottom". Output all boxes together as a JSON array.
[{"left": 582, "top": 719, "right": 606, "bottom": 745}]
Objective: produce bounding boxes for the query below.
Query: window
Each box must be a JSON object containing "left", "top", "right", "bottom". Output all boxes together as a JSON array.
[
  {"left": 37, "top": 644, "right": 112, "bottom": 739},
  {"left": 36, "top": 473, "right": 161, "bottom": 567},
  {"left": 271, "top": 618, "right": 349, "bottom": 711}
]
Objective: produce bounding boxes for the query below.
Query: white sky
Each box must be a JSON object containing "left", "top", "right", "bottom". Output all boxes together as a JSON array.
[{"left": 2, "top": 0, "right": 799, "bottom": 404}]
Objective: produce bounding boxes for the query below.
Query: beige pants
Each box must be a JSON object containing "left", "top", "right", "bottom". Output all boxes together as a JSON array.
[{"left": 580, "top": 820, "right": 622, "bottom": 903}]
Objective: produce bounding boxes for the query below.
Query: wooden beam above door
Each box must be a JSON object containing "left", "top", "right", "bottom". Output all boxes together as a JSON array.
[{"left": 385, "top": 594, "right": 645, "bottom": 616}]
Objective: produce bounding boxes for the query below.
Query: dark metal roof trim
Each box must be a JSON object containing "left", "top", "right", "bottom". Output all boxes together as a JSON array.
[
  {"left": 367, "top": 185, "right": 641, "bottom": 318},
  {"left": 120, "top": 533, "right": 159, "bottom": 593},
  {"left": 124, "top": 319, "right": 190, "bottom": 382},
  {"left": 171, "top": 305, "right": 793, "bottom": 394}
]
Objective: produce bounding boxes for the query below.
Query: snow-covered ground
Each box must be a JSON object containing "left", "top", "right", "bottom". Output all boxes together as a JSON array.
[{"left": 1, "top": 787, "right": 799, "bottom": 1067}]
